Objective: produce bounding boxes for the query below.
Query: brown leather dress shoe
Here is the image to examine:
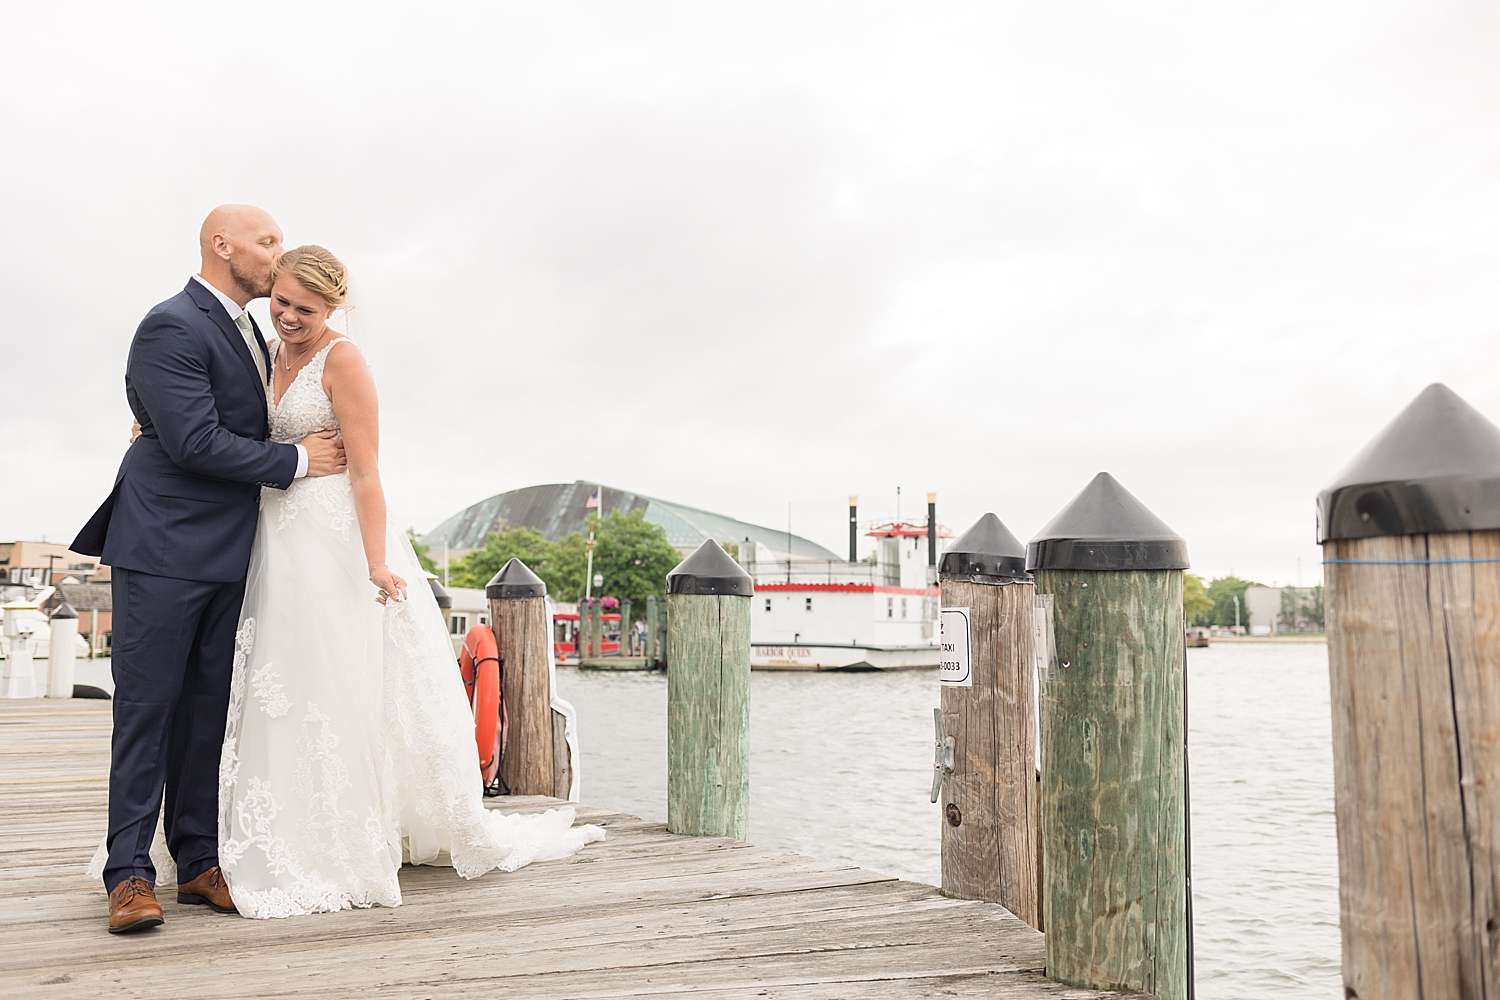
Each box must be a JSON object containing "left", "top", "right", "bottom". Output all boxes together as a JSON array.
[
  {"left": 108, "top": 876, "right": 164, "bottom": 934},
  {"left": 177, "top": 866, "right": 237, "bottom": 914}
]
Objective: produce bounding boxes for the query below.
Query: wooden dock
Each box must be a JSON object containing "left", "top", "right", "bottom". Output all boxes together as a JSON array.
[{"left": 1, "top": 699, "right": 1139, "bottom": 999}]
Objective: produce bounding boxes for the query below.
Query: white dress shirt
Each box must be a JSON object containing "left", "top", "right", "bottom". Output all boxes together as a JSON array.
[{"left": 191, "top": 275, "right": 308, "bottom": 479}]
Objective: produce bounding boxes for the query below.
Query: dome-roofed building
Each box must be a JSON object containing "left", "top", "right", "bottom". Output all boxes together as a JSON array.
[
  {"left": 423, "top": 482, "right": 953, "bottom": 671},
  {"left": 419, "top": 481, "right": 839, "bottom": 564}
]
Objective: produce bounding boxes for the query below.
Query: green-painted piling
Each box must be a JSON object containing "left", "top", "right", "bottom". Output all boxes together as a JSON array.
[
  {"left": 665, "top": 540, "right": 753, "bottom": 838},
  {"left": 1028, "top": 473, "right": 1190, "bottom": 1000}
]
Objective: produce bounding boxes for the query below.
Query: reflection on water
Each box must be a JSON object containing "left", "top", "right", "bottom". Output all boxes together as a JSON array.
[
  {"left": 1186, "top": 643, "right": 1340, "bottom": 998},
  {"left": 555, "top": 643, "right": 1340, "bottom": 999}
]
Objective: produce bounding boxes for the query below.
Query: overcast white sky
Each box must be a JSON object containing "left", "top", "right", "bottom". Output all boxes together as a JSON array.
[{"left": 5, "top": 2, "right": 1500, "bottom": 586}]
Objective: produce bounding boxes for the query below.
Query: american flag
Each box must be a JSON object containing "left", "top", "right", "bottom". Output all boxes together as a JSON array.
[{"left": 584, "top": 488, "right": 601, "bottom": 510}]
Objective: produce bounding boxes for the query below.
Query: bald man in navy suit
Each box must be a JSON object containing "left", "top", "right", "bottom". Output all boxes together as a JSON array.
[{"left": 73, "top": 206, "right": 347, "bottom": 933}]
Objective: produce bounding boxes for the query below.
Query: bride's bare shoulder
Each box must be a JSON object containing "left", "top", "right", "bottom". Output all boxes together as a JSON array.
[
  {"left": 324, "top": 337, "right": 368, "bottom": 363},
  {"left": 322, "top": 337, "right": 374, "bottom": 389}
]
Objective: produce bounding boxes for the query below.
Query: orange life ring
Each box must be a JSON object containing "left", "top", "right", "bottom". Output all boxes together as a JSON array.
[{"left": 460, "top": 625, "right": 503, "bottom": 787}]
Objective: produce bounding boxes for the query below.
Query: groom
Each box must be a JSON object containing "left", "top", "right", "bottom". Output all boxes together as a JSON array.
[{"left": 72, "top": 205, "right": 346, "bottom": 933}]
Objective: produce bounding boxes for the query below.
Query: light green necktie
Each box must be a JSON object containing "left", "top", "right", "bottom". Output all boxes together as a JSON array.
[{"left": 234, "top": 312, "right": 268, "bottom": 387}]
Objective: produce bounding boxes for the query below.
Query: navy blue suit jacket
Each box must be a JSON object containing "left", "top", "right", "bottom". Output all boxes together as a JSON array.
[{"left": 72, "top": 280, "right": 300, "bottom": 583}]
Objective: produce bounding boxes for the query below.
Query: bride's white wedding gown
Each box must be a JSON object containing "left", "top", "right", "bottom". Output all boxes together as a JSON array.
[{"left": 216, "top": 337, "right": 602, "bottom": 918}]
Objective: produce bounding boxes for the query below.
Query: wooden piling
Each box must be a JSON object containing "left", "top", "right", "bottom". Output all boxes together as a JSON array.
[
  {"left": 430, "top": 578, "right": 452, "bottom": 636},
  {"left": 656, "top": 601, "right": 668, "bottom": 667},
  {"left": 1318, "top": 383, "right": 1500, "bottom": 998},
  {"left": 665, "top": 539, "right": 753, "bottom": 838},
  {"left": 646, "top": 595, "right": 659, "bottom": 666},
  {"left": 1029, "top": 472, "right": 1190, "bottom": 1000},
  {"left": 937, "top": 513, "right": 1041, "bottom": 929},
  {"left": 486, "top": 557, "right": 558, "bottom": 796},
  {"left": 47, "top": 602, "right": 78, "bottom": 699},
  {"left": 550, "top": 708, "right": 572, "bottom": 799}
]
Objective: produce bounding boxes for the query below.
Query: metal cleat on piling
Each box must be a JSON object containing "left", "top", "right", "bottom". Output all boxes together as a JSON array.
[{"left": 930, "top": 708, "right": 954, "bottom": 803}]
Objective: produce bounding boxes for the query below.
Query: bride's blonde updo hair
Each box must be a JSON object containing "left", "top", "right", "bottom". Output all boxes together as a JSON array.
[{"left": 270, "top": 244, "right": 348, "bottom": 309}]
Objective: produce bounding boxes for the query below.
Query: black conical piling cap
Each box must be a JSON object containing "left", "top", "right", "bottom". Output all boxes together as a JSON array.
[
  {"left": 1318, "top": 384, "right": 1500, "bottom": 541},
  {"left": 666, "top": 539, "right": 755, "bottom": 596},
  {"left": 1027, "top": 472, "right": 1189, "bottom": 571},
  {"left": 428, "top": 578, "right": 453, "bottom": 609},
  {"left": 485, "top": 557, "right": 547, "bottom": 599},
  {"left": 50, "top": 601, "right": 78, "bottom": 620},
  {"left": 939, "top": 513, "right": 1029, "bottom": 581}
]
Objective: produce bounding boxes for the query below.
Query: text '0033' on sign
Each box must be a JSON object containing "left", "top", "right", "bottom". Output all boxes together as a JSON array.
[{"left": 939, "top": 606, "right": 971, "bottom": 687}]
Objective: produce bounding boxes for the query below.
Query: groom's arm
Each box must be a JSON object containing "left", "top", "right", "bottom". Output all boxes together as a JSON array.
[{"left": 127, "top": 312, "right": 300, "bottom": 489}]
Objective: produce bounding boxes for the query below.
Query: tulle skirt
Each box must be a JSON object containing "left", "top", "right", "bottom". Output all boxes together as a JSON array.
[{"left": 217, "top": 473, "right": 602, "bottom": 919}]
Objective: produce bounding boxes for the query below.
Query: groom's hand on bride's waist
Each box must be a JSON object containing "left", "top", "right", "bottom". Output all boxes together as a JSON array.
[{"left": 301, "top": 431, "right": 347, "bottom": 477}]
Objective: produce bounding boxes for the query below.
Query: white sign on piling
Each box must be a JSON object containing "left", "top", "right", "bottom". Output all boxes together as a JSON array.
[
  {"left": 939, "top": 606, "right": 971, "bottom": 687},
  {"left": 1032, "top": 595, "right": 1054, "bottom": 769}
]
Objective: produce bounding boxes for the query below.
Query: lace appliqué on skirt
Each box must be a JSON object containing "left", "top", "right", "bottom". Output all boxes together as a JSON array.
[
  {"left": 250, "top": 662, "right": 289, "bottom": 717},
  {"left": 271, "top": 475, "right": 354, "bottom": 539},
  {"left": 219, "top": 610, "right": 402, "bottom": 919}
]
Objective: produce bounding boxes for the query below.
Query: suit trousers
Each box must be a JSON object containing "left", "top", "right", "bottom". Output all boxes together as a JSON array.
[{"left": 104, "top": 567, "right": 245, "bottom": 892}]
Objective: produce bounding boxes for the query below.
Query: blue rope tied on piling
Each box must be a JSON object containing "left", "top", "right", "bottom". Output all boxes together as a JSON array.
[{"left": 1323, "top": 558, "right": 1500, "bottom": 565}]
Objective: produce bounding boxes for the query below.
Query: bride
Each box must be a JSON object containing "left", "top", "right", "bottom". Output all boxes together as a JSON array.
[{"left": 216, "top": 245, "right": 602, "bottom": 918}]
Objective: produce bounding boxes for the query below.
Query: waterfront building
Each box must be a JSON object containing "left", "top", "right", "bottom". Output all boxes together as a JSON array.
[
  {"left": 0, "top": 542, "right": 113, "bottom": 656},
  {"left": 420, "top": 481, "right": 838, "bottom": 564},
  {"left": 422, "top": 483, "right": 951, "bottom": 669},
  {"left": 0, "top": 540, "right": 108, "bottom": 592},
  {"left": 1243, "top": 584, "right": 1323, "bottom": 635},
  {"left": 46, "top": 582, "right": 112, "bottom": 655}
]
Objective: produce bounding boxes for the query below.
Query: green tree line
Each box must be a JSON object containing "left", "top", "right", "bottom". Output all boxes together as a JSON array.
[
  {"left": 1183, "top": 573, "right": 1265, "bottom": 629},
  {"left": 1183, "top": 574, "right": 1326, "bottom": 631},
  {"left": 1277, "top": 584, "right": 1325, "bottom": 632},
  {"left": 407, "top": 529, "right": 439, "bottom": 574},
  {"left": 441, "top": 509, "right": 683, "bottom": 611}
]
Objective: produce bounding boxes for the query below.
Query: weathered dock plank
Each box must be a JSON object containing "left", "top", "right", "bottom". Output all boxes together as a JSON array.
[{"left": 0, "top": 700, "right": 1142, "bottom": 999}]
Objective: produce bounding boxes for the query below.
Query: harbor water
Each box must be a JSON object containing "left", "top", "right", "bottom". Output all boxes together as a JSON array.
[{"left": 556, "top": 641, "right": 1341, "bottom": 1000}]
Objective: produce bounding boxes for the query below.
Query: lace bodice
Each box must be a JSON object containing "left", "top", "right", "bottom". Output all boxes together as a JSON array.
[
  {"left": 268, "top": 338, "right": 348, "bottom": 444},
  {"left": 263, "top": 338, "right": 355, "bottom": 540}
]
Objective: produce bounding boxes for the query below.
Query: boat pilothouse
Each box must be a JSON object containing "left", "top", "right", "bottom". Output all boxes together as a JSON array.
[{"left": 742, "top": 515, "right": 952, "bottom": 670}]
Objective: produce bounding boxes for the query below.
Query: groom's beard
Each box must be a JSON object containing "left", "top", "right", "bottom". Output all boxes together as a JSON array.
[{"left": 229, "top": 258, "right": 273, "bottom": 300}]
